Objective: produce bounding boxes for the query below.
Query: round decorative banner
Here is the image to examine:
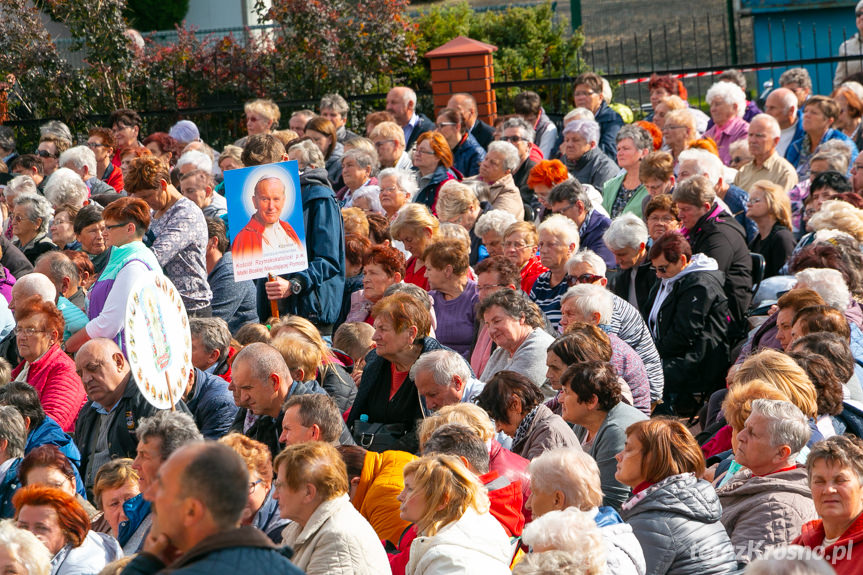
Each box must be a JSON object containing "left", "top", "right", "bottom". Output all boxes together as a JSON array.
[{"left": 123, "top": 273, "right": 192, "bottom": 409}]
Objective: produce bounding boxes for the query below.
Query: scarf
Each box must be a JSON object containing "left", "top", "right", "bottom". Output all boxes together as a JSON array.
[{"left": 512, "top": 405, "right": 540, "bottom": 448}]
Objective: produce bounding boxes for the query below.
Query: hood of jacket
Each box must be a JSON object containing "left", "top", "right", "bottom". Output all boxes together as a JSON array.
[
  {"left": 299, "top": 167, "right": 334, "bottom": 201},
  {"left": 408, "top": 507, "right": 512, "bottom": 570},
  {"left": 623, "top": 473, "right": 723, "bottom": 524},
  {"left": 661, "top": 253, "right": 718, "bottom": 288},
  {"left": 717, "top": 466, "right": 812, "bottom": 499}
]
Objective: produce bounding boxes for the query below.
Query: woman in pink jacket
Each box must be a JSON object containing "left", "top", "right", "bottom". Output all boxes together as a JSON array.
[{"left": 10, "top": 296, "right": 86, "bottom": 432}]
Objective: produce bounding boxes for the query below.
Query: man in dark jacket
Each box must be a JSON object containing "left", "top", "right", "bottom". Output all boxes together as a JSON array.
[
  {"left": 387, "top": 86, "right": 435, "bottom": 151},
  {"left": 184, "top": 368, "right": 237, "bottom": 440},
  {"left": 120, "top": 442, "right": 304, "bottom": 575},
  {"left": 646, "top": 232, "right": 731, "bottom": 415},
  {"left": 73, "top": 338, "right": 190, "bottom": 497},
  {"left": 548, "top": 179, "right": 616, "bottom": 269},
  {"left": 673, "top": 176, "right": 752, "bottom": 343},
  {"left": 257, "top": 166, "right": 345, "bottom": 336}
]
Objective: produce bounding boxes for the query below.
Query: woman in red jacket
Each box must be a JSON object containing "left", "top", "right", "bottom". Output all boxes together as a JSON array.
[{"left": 10, "top": 296, "right": 86, "bottom": 432}]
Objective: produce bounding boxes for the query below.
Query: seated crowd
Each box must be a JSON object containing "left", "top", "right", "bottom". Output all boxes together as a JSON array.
[{"left": 0, "top": 68, "right": 862, "bottom": 575}]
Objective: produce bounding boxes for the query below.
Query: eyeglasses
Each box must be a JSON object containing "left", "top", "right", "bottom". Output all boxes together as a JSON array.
[
  {"left": 373, "top": 139, "right": 396, "bottom": 148},
  {"left": 86, "top": 142, "right": 107, "bottom": 149},
  {"left": 664, "top": 125, "right": 688, "bottom": 131},
  {"left": 651, "top": 265, "right": 669, "bottom": 274},
  {"left": 14, "top": 327, "right": 46, "bottom": 337},
  {"left": 552, "top": 203, "right": 577, "bottom": 215},
  {"left": 575, "top": 273, "right": 604, "bottom": 284},
  {"left": 413, "top": 148, "right": 436, "bottom": 156},
  {"left": 435, "top": 122, "right": 457, "bottom": 129},
  {"left": 503, "top": 241, "right": 531, "bottom": 250},
  {"left": 34, "top": 150, "right": 56, "bottom": 159},
  {"left": 501, "top": 136, "right": 524, "bottom": 143},
  {"left": 105, "top": 222, "right": 129, "bottom": 230},
  {"left": 647, "top": 215, "right": 677, "bottom": 224},
  {"left": 747, "top": 197, "right": 764, "bottom": 204},
  {"left": 574, "top": 90, "right": 596, "bottom": 98},
  {"left": 249, "top": 479, "right": 264, "bottom": 493},
  {"left": 380, "top": 185, "right": 401, "bottom": 194}
]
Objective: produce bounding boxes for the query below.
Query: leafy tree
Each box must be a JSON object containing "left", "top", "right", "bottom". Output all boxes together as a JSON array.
[{"left": 124, "top": 0, "right": 189, "bottom": 33}]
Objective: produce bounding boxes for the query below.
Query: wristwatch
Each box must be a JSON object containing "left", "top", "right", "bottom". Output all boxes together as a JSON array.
[{"left": 289, "top": 279, "right": 302, "bottom": 295}]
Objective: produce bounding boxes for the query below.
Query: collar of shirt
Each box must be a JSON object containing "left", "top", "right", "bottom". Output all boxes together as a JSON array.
[
  {"left": 714, "top": 116, "right": 747, "bottom": 138},
  {"left": 92, "top": 398, "right": 121, "bottom": 415},
  {"left": 579, "top": 209, "right": 594, "bottom": 235}
]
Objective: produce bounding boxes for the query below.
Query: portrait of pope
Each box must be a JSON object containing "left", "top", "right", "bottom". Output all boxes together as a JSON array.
[{"left": 232, "top": 175, "right": 302, "bottom": 259}]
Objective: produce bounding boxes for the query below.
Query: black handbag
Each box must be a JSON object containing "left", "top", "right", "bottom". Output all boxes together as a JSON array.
[{"left": 351, "top": 420, "right": 408, "bottom": 452}]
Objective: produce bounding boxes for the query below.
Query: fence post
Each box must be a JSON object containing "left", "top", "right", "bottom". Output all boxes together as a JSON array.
[{"left": 425, "top": 36, "right": 498, "bottom": 125}]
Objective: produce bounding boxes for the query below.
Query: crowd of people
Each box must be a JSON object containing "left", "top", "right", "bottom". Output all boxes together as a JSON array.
[{"left": 0, "top": 24, "right": 862, "bottom": 573}]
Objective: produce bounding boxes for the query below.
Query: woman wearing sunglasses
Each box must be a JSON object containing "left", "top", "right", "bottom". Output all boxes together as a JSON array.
[{"left": 645, "top": 231, "right": 731, "bottom": 416}]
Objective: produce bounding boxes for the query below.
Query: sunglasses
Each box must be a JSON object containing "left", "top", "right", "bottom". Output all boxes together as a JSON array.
[
  {"left": 34, "top": 150, "right": 56, "bottom": 159},
  {"left": 575, "top": 273, "right": 603, "bottom": 284}
]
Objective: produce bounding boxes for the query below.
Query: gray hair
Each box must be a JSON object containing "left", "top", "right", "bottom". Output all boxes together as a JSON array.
[
  {"left": 189, "top": 316, "right": 231, "bottom": 358},
  {"left": 39, "top": 120, "right": 72, "bottom": 143},
  {"left": 13, "top": 193, "right": 53, "bottom": 234},
  {"left": 795, "top": 268, "right": 850, "bottom": 311},
  {"left": 288, "top": 140, "right": 325, "bottom": 170},
  {"left": 233, "top": 342, "right": 291, "bottom": 383},
  {"left": 563, "top": 119, "right": 600, "bottom": 146},
  {"left": 779, "top": 68, "right": 812, "bottom": 91},
  {"left": 750, "top": 113, "right": 781, "bottom": 140},
  {"left": 678, "top": 147, "right": 724, "bottom": 186},
  {"left": 528, "top": 447, "right": 603, "bottom": 509},
  {"left": 34, "top": 251, "right": 79, "bottom": 288},
  {"left": 749, "top": 399, "right": 810, "bottom": 455},
  {"left": 520, "top": 508, "right": 606, "bottom": 569},
  {"left": 382, "top": 282, "right": 433, "bottom": 311},
  {"left": 176, "top": 150, "right": 214, "bottom": 174},
  {"left": 0, "top": 519, "right": 51, "bottom": 575},
  {"left": 809, "top": 147, "right": 849, "bottom": 174},
  {"left": 0, "top": 406, "right": 26, "bottom": 459},
  {"left": 512, "top": 549, "right": 603, "bottom": 575},
  {"left": 718, "top": 69, "right": 747, "bottom": 90},
  {"left": 501, "top": 117, "right": 535, "bottom": 142},
  {"left": 320, "top": 93, "right": 349, "bottom": 117},
  {"left": 744, "top": 545, "right": 836, "bottom": 575},
  {"left": 616, "top": 124, "right": 654, "bottom": 151},
  {"left": 5, "top": 176, "right": 38, "bottom": 199},
  {"left": 351, "top": 185, "right": 383, "bottom": 214},
  {"left": 815, "top": 139, "right": 854, "bottom": 170},
  {"left": 377, "top": 168, "right": 417, "bottom": 200},
  {"left": 409, "top": 349, "right": 471, "bottom": 388},
  {"left": 42, "top": 168, "right": 88, "bottom": 209},
  {"left": 538, "top": 213, "right": 581, "bottom": 247},
  {"left": 548, "top": 179, "right": 592, "bottom": 211},
  {"left": 136, "top": 411, "right": 203, "bottom": 462},
  {"left": 604, "top": 213, "right": 648, "bottom": 251},
  {"left": 12, "top": 273, "right": 56, "bottom": 303},
  {"left": 563, "top": 107, "right": 596, "bottom": 123},
  {"left": 343, "top": 147, "right": 379, "bottom": 173},
  {"left": 565, "top": 249, "right": 607, "bottom": 278},
  {"left": 706, "top": 81, "right": 747, "bottom": 117},
  {"left": 58, "top": 145, "right": 96, "bottom": 178},
  {"left": 487, "top": 140, "right": 521, "bottom": 172},
  {"left": 560, "top": 283, "right": 614, "bottom": 324},
  {"left": 474, "top": 209, "right": 517, "bottom": 238}
]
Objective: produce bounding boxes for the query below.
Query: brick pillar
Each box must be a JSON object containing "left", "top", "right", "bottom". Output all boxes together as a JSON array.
[{"left": 426, "top": 36, "right": 498, "bottom": 125}]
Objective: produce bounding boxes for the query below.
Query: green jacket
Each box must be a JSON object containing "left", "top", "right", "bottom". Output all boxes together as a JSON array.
[{"left": 602, "top": 171, "right": 649, "bottom": 219}]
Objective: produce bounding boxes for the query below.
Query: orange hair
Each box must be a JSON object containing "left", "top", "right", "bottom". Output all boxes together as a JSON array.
[
  {"left": 13, "top": 485, "right": 90, "bottom": 547},
  {"left": 14, "top": 296, "right": 64, "bottom": 342},
  {"left": 416, "top": 132, "right": 453, "bottom": 169},
  {"left": 636, "top": 121, "right": 663, "bottom": 151},
  {"left": 527, "top": 159, "right": 569, "bottom": 189},
  {"left": 689, "top": 137, "right": 719, "bottom": 157}
]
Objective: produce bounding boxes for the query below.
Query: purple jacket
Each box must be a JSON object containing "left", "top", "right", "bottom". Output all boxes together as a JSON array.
[
  {"left": 0, "top": 267, "right": 15, "bottom": 305},
  {"left": 608, "top": 333, "right": 650, "bottom": 415}
]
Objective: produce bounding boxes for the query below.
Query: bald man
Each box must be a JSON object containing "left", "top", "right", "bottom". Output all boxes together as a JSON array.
[
  {"left": 733, "top": 114, "right": 799, "bottom": 193},
  {"left": 448, "top": 93, "right": 495, "bottom": 150},
  {"left": 73, "top": 338, "right": 190, "bottom": 495},
  {"left": 764, "top": 88, "right": 802, "bottom": 158}
]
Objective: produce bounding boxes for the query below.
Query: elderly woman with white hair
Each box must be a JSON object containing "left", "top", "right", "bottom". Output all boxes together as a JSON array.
[
  {"left": 519, "top": 508, "right": 608, "bottom": 575},
  {"left": 57, "top": 146, "right": 114, "bottom": 196},
  {"left": 336, "top": 147, "right": 379, "bottom": 207},
  {"left": 529, "top": 214, "right": 580, "bottom": 330},
  {"left": 0, "top": 519, "right": 52, "bottom": 575},
  {"left": 2, "top": 176, "right": 38, "bottom": 240},
  {"left": 287, "top": 140, "right": 326, "bottom": 172},
  {"left": 525, "top": 448, "right": 646, "bottom": 575},
  {"left": 602, "top": 125, "right": 653, "bottom": 218},
  {"left": 12, "top": 194, "right": 56, "bottom": 265},
  {"left": 715, "top": 398, "right": 817, "bottom": 564},
  {"left": 703, "top": 81, "right": 750, "bottom": 166},
  {"left": 42, "top": 168, "right": 88, "bottom": 211},
  {"left": 605, "top": 214, "right": 655, "bottom": 313},
  {"left": 561, "top": 120, "right": 621, "bottom": 191},
  {"left": 377, "top": 168, "right": 416, "bottom": 221},
  {"left": 472, "top": 141, "right": 525, "bottom": 220},
  {"left": 474, "top": 209, "right": 517, "bottom": 259}
]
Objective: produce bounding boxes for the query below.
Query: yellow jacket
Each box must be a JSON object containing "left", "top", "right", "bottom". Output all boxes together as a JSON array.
[{"left": 352, "top": 449, "right": 416, "bottom": 545}]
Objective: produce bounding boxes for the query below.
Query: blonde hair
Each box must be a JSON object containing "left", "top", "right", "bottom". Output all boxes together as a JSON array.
[
  {"left": 342, "top": 206, "right": 369, "bottom": 237},
  {"left": 663, "top": 95, "right": 688, "bottom": 111},
  {"left": 343, "top": 137, "right": 377, "bottom": 158},
  {"left": 809, "top": 199, "right": 863, "bottom": 242},
  {"left": 722, "top": 379, "right": 789, "bottom": 430},
  {"left": 418, "top": 403, "right": 495, "bottom": 445},
  {"left": 273, "top": 441, "right": 348, "bottom": 501},
  {"left": 369, "top": 121, "right": 406, "bottom": 147},
  {"left": 504, "top": 221, "right": 539, "bottom": 247},
  {"left": 733, "top": 349, "right": 819, "bottom": 418},
  {"left": 93, "top": 459, "right": 138, "bottom": 510},
  {"left": 664, "top": 108, "right": 697, "bottom": 138},
  {"left": 402, "top": 454, "right": 489, "bottom": 536},
  {"left": 752, "top": 180, "right": 792, "bottom": 229},
  {"left": 390, "top": 202, "right": 439, "bottom": 240},
  {"left": 436, "top": 223, "right": 471, "bottom": 251},
  {"left": 528, "top": 448, "right": 603, "bottom": 510},
  {"left": 332, "top": 322, "right": 375, "bottom": 363},
  {"left": 0, "top": 519, "right": 51, "bottom": 575},
  {"left": 271, "top": 316, "right": 334, "bottom": 370},
  {"left": 271, "top": 334, "right": 321, "bottom": 381},
  {"left": 436, "top": 182, "right": 479, "bottom": 223},
  {"left": 218, "top": 433, "right": 274, "bottom": 482},
  {"left": 244, "top": 99, "right": 281, "bottom": 126}
]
